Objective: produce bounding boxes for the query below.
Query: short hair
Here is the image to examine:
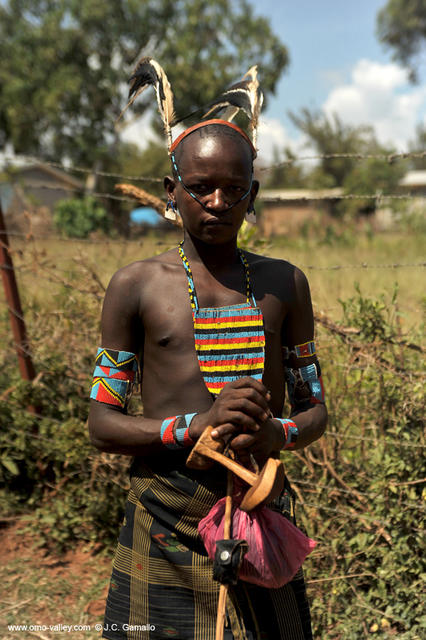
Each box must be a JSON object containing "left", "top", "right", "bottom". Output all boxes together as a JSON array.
[{"left": 172, "top": 123, "right": 255, "bottom": 169}]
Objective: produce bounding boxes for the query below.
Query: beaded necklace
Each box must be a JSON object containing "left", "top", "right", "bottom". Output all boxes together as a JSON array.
[{"left": 178, "top": 242, "right": 265, "bottom": 398}]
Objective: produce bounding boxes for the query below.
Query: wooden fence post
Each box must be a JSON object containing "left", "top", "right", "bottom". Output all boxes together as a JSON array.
[{"left": 0, "top": 202, "right": 36, "bottom": 382}]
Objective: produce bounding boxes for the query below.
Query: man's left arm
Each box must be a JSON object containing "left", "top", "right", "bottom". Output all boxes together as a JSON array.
[
  {"left": 222, "top": 264, "right": 327, "bottom": 463},
  {"left": 278, "top": 265, "right": 327, "bottom": 450}
]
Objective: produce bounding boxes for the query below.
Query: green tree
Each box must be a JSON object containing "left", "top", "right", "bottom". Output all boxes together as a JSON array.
[
  {"left": 407, "top": 123, "right": 426, "bottom": 169},
  {"left": 376, "top": 0, "right": 426, "bottom": 82},
  {"left": 340, "top": 146, "right": 405, "bottom": 217},
  {"left": 288, "top": 108, "right": 373, "bottom": 187},
  {"left": 288, "top": 107, "right": 405, "bottom": 217},
  {"left": 262, "top": 147, "right": 306, "bottom": 189},
  {"left": 54, "top": 196, "right": 111, "bottom": 238},
  {"left": 0, "top": 0, "right": 288, "bottom": 167}
]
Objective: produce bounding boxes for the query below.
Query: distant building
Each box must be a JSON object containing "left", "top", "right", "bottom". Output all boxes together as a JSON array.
[
  {"left": 398, "top": 170, "right": 426, "bottom": 196},
  {"left": 0, "top": 163, "right": 83, "bottom": 232},
  {"left": 258, "top": 188, "right": 343, "bottom": 236}
]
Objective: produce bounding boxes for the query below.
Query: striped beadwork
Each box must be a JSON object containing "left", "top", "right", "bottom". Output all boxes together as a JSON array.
[
  {"left": 294, "top": 340, "right": 316, "bottom": 358},
  {"left": 90, "top": 348, "right": 139, "bottom": 408},
  {"left": 194, "top": 304, "right": 265, "bottom": 396},
  {"left": 275, "top": 418, "right": 299, "bottom": 450},
  {"left": 179, "top": 243, "right": 265, "bottom": 397}
]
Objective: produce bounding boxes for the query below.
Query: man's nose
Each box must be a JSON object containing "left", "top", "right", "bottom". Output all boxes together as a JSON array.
[{"left": 206, "top": 188, "right": 228, "bottom": 211}]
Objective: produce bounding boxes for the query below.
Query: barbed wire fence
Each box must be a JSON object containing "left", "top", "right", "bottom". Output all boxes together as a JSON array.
[{"left": 0, "top": 148, "right": 425, "bottom": 635}]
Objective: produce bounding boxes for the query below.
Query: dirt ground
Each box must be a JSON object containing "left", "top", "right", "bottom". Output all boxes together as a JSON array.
[{"left": 0, "top": 520, "right": 112, "bottom": 639}]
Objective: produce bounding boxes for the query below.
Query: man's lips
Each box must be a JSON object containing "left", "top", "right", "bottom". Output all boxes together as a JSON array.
[{"left": 203, "top": 217, "right": 232, "bottom": 226}]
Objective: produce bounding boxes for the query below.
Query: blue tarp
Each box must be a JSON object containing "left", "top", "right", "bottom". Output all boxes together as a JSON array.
[{"left": 130, "top": 207, "right": 160, "bottom": 226}]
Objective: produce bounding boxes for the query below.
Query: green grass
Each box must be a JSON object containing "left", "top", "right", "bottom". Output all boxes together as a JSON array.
[
  {"left": 0, "top": 226, "right": 424, "bottom": 639},
  {"left": 3, "top": 228, "right": 424, "bottom": 331}
]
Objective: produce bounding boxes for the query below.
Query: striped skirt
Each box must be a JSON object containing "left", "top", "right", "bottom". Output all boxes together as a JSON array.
[{"left": 102, "top": 454, "right": 313, "bottom": 640}]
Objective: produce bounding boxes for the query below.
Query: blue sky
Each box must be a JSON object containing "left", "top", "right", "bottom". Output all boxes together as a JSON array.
[
  {"left": 246, "top": 0, "right": 426, "bottom": 160},
  {"left": 121, "top": 0, "right": 425, "bottom": 162}
]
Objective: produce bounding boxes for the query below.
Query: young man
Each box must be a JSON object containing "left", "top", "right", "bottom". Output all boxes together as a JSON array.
[{"left": 89, "top": 120, "right": 327, "bottom": 639}]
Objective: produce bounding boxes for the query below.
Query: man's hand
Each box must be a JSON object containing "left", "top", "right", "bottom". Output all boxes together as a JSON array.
[
  {"left": 228, "top": 418, "right": 285, "bottom": 466},
  {"left": 189, "top": 377, "right": 270, "bottom": 442}
]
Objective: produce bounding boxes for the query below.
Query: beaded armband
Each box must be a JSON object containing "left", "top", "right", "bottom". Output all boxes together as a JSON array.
[
  {"left": 282, "top": 340, "right": 316, "bottom": 360},
  {"left": 274, "top": 418, "right": 299, "bottom": 449},
  {"left": 90, "top": 348, "right": 139, "bottom": 409},
  {"left": 160, "top": 413, "right": 196, "bottom": 450},
  {"left": 285, "top": 362, "right": 325, "bottom": 409}
]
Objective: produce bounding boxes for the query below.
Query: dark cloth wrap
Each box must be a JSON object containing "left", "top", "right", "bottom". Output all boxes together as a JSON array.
[{"left": 102, "top": 451, "right": 313, "bottom": 639}]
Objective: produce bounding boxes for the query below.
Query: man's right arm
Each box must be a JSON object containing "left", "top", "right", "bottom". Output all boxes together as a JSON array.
[{"left": 88, "top": 264, "right": 165, "bottom": 456}]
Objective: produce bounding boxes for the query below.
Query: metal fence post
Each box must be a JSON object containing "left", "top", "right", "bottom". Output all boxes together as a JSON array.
[{"left": 0, "top": 202, "right": 36, "bottom": 382}]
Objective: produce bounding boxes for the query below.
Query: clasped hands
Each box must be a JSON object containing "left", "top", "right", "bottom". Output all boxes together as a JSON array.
[{"left": 189, "top": 377, "right": 285, "bottom": 466}]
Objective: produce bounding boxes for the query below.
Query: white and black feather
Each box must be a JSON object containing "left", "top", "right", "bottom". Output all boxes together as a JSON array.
[
  {"left": 117, "top": 57, "right": 175, "bottom": 148},
  {"left": 202, "top": 66, "right": 263, "bottom": 147}
]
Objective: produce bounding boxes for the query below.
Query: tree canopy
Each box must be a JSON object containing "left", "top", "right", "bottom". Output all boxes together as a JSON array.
[
  {"left": 0, "top": 0, "right": 289, "bottom": 167},
  {"left": 376, "top": 0, "right": 426, "bottom": 82},
  {"left": 269, "top": 108, "right": 405, "bottom": 216}
]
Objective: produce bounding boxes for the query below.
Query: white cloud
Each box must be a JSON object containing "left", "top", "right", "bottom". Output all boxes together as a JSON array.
[
  {"left": 323, "top": 59, "right": 426, "bottom": 150},
  {"left": 119, "top": 109, "right": 160, "bottom": 150},
  {"left": 257, "top": 117, "right": 305, "bottom": 163}
]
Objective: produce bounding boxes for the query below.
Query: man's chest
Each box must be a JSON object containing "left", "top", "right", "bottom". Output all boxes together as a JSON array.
[{"left": 141, "top": 290, "right": 286, "bottom": 354}]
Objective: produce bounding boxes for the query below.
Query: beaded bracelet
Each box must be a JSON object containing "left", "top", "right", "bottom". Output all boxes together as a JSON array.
[
  {"left": 174, "top": 413, "right": 196, "bottom": 447},
  {"left": 274, "top": 418, "right": 299, "bottom": 450},
  {"left": 160, "top": 413, "right": 196, "bottom": 449}
]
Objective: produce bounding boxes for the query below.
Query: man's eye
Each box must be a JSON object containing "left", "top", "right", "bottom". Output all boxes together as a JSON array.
[
  {"left": 190, "top": 184, "right": 210, "bottom": 194},
  {"left": 226, "top": 186, "right": 245, "bottom": 195}
]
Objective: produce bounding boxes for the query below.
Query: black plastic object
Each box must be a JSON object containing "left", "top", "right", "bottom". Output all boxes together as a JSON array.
[{"left": 213, "top": 539, "right": 249, "bottom": 585}]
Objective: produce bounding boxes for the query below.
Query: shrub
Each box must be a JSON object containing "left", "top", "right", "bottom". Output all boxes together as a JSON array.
[{"left": 53, "top": 196, "right": 111, "bottom": 238}]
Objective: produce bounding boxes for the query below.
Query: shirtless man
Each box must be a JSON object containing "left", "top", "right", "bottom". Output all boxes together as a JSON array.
[{"left": 89, "top": 121, "right": 327, "bottom": 640}]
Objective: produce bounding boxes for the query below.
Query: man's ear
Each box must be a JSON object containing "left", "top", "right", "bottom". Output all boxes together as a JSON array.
[
  {"left": 250, "top": 180, "right": 259, "bottom": 205},
  {"left": 164, "top": 176, "right": 176, "bottom": 198}
]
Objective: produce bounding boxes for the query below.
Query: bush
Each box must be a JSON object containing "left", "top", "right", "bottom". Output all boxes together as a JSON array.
[
  {"left": 0, "top": 263, "right": 424, "bottom": 637},
  {"left": 53, "top": 196, "right": 111, "bottom": 238}
]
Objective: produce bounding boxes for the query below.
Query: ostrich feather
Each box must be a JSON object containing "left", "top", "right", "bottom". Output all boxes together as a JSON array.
[
  {"left": 117, "top": 57, "right": 175, "bottom": 148},
  {"left": 202, "top": 65, "right": 264, "bottom": 147}
]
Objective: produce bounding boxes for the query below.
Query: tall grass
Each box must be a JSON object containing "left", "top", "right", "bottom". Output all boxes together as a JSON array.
[{"left": 0, "top": 226, "right": 424, "bottom": 638}]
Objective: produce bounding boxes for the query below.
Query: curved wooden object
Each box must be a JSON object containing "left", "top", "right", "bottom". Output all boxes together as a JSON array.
[{"left": 186, "top": 426, "right": 285, "bottom": 511}]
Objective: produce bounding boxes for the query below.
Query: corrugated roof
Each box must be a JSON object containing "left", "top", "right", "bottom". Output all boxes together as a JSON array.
[
  {"left": 258, "top": 188, "right": 343, "bottom": 201},
  {"left": 399, "top": 171, "right": 426, "bottom": 187}
]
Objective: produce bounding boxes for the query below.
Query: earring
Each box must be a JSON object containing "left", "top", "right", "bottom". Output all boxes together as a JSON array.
[
  {"left": 165, "top": 198, "right": 178, "bottom": 221},
  {"left": 245, "top": 204, "right": 256, "bottom": 224}
]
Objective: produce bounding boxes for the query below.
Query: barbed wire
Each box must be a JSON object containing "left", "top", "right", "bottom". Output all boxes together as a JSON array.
[
  {"left": 6, "top": 179, "right": 426, "bottom": 203},
  {"left": 326, "top": 431, "right": 425, "bottom": 448},
  {"left": 301, "top": 262, "right": 426, "bottom": 271},
  {"left": 3, "top": 231, "right": 426, "bottom": 272},
  {"left": 297, "top": 499, "right": 424, "bottom": 530},
  {"left": 288, "top": 478, "right": 426, "bottom": 511},
  {"left": 11, "top": 181, "right": 142, "bottom": 204},
  {"left": 261, "top": 192, "right": 423, "bottom": 202},
  {"left": 1, "top": 378, "right": 424, "bottom": 459},
  {"left": 1, "top": 154, "right": 163, "bottom": 183},
  {"left": 259, "top": 149, "right": 426, "bottom": 171},
  {"left": 4, "top": 230, "right": 171, "bottom": 245},
  {"left": 2, "top": 149, "right": 425, "bottom": 182},
  {"left": 305, "top": 572, "right": 374, "bottom": 585},
  {"left": 1, "top": 397, "right": 425, "bottom": 518}
]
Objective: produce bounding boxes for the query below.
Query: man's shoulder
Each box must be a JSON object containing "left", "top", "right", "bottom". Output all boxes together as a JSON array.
[
  {"left": 109, "top": 248, "right": 180, "bottom": 287},
  {"left": 243, "top": 249, "right": 307, "bottom": 281}
]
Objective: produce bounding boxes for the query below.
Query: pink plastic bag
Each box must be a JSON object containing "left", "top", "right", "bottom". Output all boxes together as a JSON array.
[{"left": 198, "top": 497, "right": 317, "bottom": 588}]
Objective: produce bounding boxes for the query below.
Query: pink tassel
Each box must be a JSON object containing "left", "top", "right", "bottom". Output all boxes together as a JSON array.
[{"left": 198, "top": 498, "right": 316, "bottom": 589}]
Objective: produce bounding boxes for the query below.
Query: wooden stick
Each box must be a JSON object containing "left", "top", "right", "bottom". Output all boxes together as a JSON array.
[{"left": 215, "top": 471, "right": 233, "bottom": 640}]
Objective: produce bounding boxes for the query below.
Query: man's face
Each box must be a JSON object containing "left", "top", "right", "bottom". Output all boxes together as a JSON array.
[{"left": 167, "top": 131, "right": 258, "bottom": 244}]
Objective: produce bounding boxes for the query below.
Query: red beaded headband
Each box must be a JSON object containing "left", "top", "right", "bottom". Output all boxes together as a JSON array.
[{"left": 170, "top": 119, "right": 257, "bottom": 157}]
